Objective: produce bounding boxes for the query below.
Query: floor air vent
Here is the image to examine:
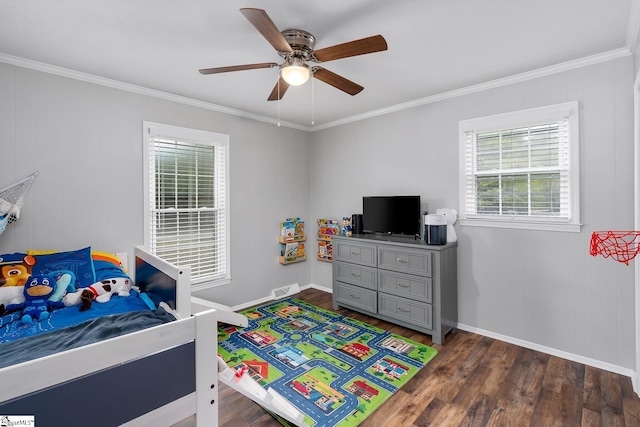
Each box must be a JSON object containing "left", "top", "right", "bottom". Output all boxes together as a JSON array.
[{"left": 270, "top": 283, "right": 300, "bottom": 299}]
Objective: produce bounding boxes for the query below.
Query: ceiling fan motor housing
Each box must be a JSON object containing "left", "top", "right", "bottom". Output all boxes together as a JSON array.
[{"left": 280, "top": 29, "right": 316, "bottom": 61}]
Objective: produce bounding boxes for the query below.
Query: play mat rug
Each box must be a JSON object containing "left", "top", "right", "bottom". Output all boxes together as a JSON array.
[{"left": 217, "top": 297, "right": 438, "bottom": 427}]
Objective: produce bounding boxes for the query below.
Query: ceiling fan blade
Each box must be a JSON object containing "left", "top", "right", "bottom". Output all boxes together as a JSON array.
[
  {"left": 313, "top": 68, "right": 364, "bottom": 96},
  {"left": 199, "top": 62, "right": 278, "bottom": 75},
  {"left": 267, "top": 77, "right": 290, "bottom": 101},
  {"left": 313, "top": 35, "right": 387, "bottom": 62},
  {"left": 240, "top": 8, "right": 293, "bottom": 53}
]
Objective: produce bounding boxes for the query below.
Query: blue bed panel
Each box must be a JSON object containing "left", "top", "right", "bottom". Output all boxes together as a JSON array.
[{"left": 0, "top": 342, "right": 196, "bottom": 426}]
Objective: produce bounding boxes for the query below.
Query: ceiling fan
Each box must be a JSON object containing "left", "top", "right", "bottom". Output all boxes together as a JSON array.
[{"left": 199, "top": 8, "right": 388, "bottom": 101}]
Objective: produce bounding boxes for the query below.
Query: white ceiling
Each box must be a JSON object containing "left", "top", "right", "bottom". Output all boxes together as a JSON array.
[{"left": 0, "top": 0, "right": 635, "bottom": 129}]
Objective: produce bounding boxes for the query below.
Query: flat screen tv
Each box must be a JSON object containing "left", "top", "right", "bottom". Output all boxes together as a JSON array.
[{"left": 362, "top": 196, "right": 421, "bottom": 236}]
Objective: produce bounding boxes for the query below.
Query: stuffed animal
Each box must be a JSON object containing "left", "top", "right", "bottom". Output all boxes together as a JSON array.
[
  {"left": 0, "top": 270, "right": 76, "bottom": 316},
  {"left": 4, "top": 274, "right": 65, "bottom": 324},
  {"left": 0, "top": 254, "right": 36, "bottom": 287},
  {"left": 104, "top": 277, "right": 132, "bottom": 298},
  {"left": 0, "top": 198, "right": 16, "bottom": 218},
  {"left": 63, "top": 277, "right": 132, "bottom": 311},
  {"left": 47, "top": 270, "right": 76, "bottom": 303},
  {"left": 0, "top": 287, "right": 25, "bottom": 315},
  {"left": 435, "top": 208, "right": 458, "bottom": 243},
  {"left": 63, "top": 281, "right": 111, "bottom": 311},
  {"left": 342, "top": 216, "right": 352, "bottom": 237},
  {"left": 0, "top": 254, "right": 38, "bottom": 313}
]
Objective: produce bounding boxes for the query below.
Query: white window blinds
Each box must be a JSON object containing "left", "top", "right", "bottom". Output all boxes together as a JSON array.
[
  {"left": 459, "top": 101, "right": 580, "bottom": 232},
  {"left": 144, "top": 122, "right": 230, "bottom": 286}
]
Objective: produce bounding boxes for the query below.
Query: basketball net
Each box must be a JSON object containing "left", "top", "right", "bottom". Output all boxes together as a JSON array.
[{"left": 590, "top": 231, "right": 640, "bottom": 265}]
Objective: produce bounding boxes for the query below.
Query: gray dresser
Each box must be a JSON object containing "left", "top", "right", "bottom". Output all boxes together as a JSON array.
[{"left": 332, "top": 234, "right": 457, "bottom": 345}]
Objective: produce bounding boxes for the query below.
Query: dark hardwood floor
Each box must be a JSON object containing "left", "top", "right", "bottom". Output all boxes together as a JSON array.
[{"left": 217, "top": 288, "right": 640, "bottom": 427}]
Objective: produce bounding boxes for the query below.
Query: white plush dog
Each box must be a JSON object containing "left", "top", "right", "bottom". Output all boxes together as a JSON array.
[
  {"left": 100, "top": 277, "right": 132, "bottom": 299},
  {"left": 63, "top": 277, "right": 132, "bottom": 310}
]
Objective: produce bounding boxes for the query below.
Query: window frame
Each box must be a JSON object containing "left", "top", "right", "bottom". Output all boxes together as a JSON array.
[
  {"left": 458, "top": 101, "right": 581, "bottom": 232},
  {"left": 142, "top": 121, "right": 230, "bottom": 290}
]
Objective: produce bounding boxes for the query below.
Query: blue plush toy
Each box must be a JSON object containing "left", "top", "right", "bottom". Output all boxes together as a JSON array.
[
  {"left": 47, "top": 270, "right": 76, "bottom": 303},
  {"left": 6, "top": 274, "right": 65, "bottom": 325}
]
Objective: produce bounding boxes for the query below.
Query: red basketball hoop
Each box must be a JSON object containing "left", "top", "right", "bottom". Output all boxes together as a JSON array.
[{"left": 590, "top": 231, "right": 640, "bottom": 265}]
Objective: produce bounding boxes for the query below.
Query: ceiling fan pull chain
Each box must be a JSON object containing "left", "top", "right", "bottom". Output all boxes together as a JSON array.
[
  {"left": 277, "top": 72, "right": 281, "bottom": 127},
  {"left": 311, "top": 75, "right": 315, "bottom": 127}
]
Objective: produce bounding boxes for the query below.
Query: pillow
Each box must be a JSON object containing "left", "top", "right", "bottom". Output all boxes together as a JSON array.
[
  {"left": 29, "top": 249, "right": 125, "bottom": 269},
  {"left": 93, "top": 259, "right": 132, "bottom": 282},
  {"left": 26, "top": 250, "right": 57, "bottom": 255},
  {"left": 29, "top": 247, "right": 96, "bottom": 288},
  {"left": 92, "top": 251, "right": 124, "bottom": 269}
]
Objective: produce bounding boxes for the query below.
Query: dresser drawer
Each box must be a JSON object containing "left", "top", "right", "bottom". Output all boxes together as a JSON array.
[
  {"left": 378, "top": 293, "right": 432, "bottom": 330},
  {"left": 378, "top": 270, "right": 432, "bottom": 303},
  {"left": 335, "top": 261, "right": 377, "bottom": 290},
  {"left": 335, "top": 241, "right": 377, "bottom": 267},
  {"left": 335, "top": 282, "right": 377, "bottom": 314},
  {"left": 378, "top": 247, "right": 432, "bottom": 276}
]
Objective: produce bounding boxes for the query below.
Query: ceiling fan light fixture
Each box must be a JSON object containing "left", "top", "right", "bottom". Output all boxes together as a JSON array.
[{"left": 281, "top": 58, "right": 310, "bottom": 86}]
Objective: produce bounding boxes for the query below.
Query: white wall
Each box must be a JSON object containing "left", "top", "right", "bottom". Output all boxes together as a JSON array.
[
  {"left": 309, "top": 56, "right": 636, "bottom": 370},
  {"left": 0, "top": 62, "right": 312, "bottom": 307}
]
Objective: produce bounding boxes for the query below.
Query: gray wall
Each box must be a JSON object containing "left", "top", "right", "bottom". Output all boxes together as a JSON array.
[
  {"left": 634, "top": 23, "right": 640, "bottom": 79},
  {"left": 0, "top": 54, "right": 635, "bottom": 372},
  {"left": 0, "top": 62, "right": 312, "bottom": 307},
  {"left": 309, "top": 56, "right": 636, "bottom": 370}
]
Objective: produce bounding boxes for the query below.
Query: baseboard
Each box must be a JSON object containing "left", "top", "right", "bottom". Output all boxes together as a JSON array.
[
  {"left": 230, "top": 294, "right": 276, "bottom": 312},
  {"left": 229, "top": 283, "right": 331, "bottom": 312},
  {"left": 300, "top": 282, "right": 332, "bottom": 293},
  {"left": 457, "top": 322, "right": 636, "bottom": 380}
]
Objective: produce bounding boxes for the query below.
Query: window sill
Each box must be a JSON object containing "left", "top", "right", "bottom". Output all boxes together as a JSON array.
[{"left": 460, "top": 218, "right": 581, "bottom": 233}]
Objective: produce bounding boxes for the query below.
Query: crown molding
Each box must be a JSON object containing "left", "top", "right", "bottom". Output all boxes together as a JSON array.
[
  {"left": 627, "top": 0, "right": 640, "bottom": 53},
  {"left": 310, "top": 48, "right": 632, "bottom": 131},
  {"left": 0, "top": 48, "right": 632, "bottom": 133},
  {"left": 0, "top": 53, "right": 309, "bottom": 132}
]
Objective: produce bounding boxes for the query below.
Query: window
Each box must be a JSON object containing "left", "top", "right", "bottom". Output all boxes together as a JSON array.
[
  {"left": 143, "top": 122, "right": 230, "bottom": 290},
  {"left": 459, "top": 101, "right": 580, "bottom": 232}
]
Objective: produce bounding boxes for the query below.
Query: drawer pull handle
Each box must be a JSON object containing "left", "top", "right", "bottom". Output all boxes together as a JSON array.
[
  {"left": 399, "top": 307, "right": 410, "bottom": 313},
  {"left": 398, "top": 283, "right": 410, "bottom": 288},
  {"left": 351, "top": 251, "right": 360, "bottom": 255},
  {"left": 397, "top": 258, "right": 409, "bottom": 263},
  {"left": 351, "top": 272, "right": 361, "bottom": 278},
  {"left": 350, "top": 294, "right": 360, "bottom": 299}
]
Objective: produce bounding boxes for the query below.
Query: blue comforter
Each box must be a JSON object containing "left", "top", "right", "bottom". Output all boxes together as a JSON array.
[
  {"left": 0, "top": 307, "right": 176, "bottom": 368},
  {"left": 0, "top": 290, "right": 176, "bottom": 368},
  {"left": 0, "top": 290, "right": 153, "bottom": 343}
]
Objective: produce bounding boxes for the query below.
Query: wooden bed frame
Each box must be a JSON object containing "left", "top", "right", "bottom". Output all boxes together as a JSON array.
[{"left": 0, "top": 246, "right": 220, "bottom": 427}]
